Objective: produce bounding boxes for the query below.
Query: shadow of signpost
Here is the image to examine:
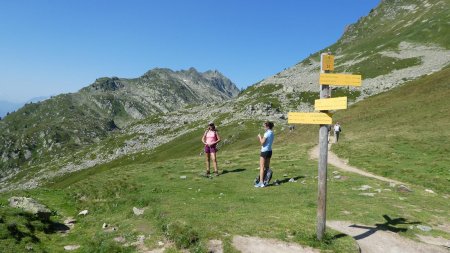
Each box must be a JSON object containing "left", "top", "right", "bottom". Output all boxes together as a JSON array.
[{"left": 351, "top": 215, "right": 421, "bottom": 240}]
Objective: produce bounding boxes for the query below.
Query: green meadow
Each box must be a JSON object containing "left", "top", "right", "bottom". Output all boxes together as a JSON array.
[{"left": 1, "top": 69, "right": 449, "bottom": 252}]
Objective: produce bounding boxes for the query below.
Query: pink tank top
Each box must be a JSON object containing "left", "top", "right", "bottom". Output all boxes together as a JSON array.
[{"left": 205, "top": 130, "right": 217, "bottom": 145}]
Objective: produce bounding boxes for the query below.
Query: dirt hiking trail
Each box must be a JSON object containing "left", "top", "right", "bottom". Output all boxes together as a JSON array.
[
  {"left": 327, "top": 221, "right": 449, "bottom": 253},
  {"left": 309, "top": 144, "right": 405, "bottom": 185}
]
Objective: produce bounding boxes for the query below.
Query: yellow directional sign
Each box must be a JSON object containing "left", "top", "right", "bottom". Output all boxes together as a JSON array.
[
  {"left": 322, "top": 55, "right": 334, "bottom": 71},
  {"left": 315, "top": 97, "right": 347, "bottom": 111},
  {"left": 288, "top": 112, "right": 332, "bottom": 125},
  {"left": 319, "top": 73, "right": 362, "bottom": 86}
]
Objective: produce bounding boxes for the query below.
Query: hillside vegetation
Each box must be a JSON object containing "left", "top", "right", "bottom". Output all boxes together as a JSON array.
[
  {"left": 333, "top": 66, "right": 450, "bottom": 193},
  {"left": 0, "top": 68, "right": 449, "bottom": 252}
]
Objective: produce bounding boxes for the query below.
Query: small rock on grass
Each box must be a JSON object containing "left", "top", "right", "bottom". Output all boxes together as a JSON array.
[
  {"left": 417, "top": 225, "right": 432, "bottom": 232},
  {"left": 64, "top": 245, "right": 80, "bottom": 251},
  {"left": 397, "top": 185, "right": 412, "bottom": 193},
  {"left": 425, "top": 189, "right": 435, "bottom": 194},
  {"left": 78, "top": 210, "right": 89, "bottom": 216},
  {"left": 133, "top": 207, "right": 145, "bottom": 216},
  {"left": 180, "top": 175, "right": 187, "bottom": 179},
  {"left": 354, "top": 185, "right": 372, "bottom": 191}
]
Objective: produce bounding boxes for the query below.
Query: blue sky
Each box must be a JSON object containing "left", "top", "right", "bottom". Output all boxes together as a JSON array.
[{"left": 0, "top": 0, "right": 379, "bottom": 102}]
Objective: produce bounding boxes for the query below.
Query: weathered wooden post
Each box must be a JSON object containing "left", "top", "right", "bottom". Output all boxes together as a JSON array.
[
  {"left": 317, "top": 52, "right": 331, "bottom": 240},
  {"left": 288, "top": 52, "right": 361, "bottom": 241}
]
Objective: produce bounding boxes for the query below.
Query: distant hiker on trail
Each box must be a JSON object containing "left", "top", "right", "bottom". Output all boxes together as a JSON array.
[
  {"left": 334, "top": 122, "right": 342, "bottom": 143},
  {"left": 255, "top": 121, "right": 274, "bottom": 188},
  {"left": 202, "top": 122, "right": 221, "bottom": 177}
]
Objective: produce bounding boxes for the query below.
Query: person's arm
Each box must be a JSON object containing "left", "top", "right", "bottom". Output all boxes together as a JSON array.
[
  {"left": 258, "top": 134, "right": 266, "bottom": 145},
  {"left": 213, "top": 132, "right": 221, "bottom": 145},
  {"left": 201, "top": 131, "right": 207, "bottom": 144}
]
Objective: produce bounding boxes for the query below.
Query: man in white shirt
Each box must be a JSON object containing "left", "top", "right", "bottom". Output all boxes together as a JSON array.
[{"left": 334, "top": 122, "right": 341, "bottom": 143}]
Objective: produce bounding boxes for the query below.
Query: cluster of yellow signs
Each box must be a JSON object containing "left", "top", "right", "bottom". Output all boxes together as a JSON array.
[{"left": 288, "top": 55, "right": 362, "bottom": 125}]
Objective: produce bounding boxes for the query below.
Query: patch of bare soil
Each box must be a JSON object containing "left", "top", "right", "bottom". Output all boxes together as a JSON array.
[
  {"left": 232, "top": 236, "right": 319, "bottom": 253},
  {"left": 327, "top": 220, "right": 448, "bottom": 253}
]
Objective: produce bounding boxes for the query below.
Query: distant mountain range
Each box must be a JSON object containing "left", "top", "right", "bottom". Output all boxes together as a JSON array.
[
  {"left": 1, "top": 0, "right": 449, "bottom": 191},
  {"left": 0, "top": 68, "right": 238, "bottom": 180},
  {"left": 0, "top": 96, "right": 50, "bottom": 118},
  {"left": 0, "top": 101, "right": 21, "bottom": 118}
]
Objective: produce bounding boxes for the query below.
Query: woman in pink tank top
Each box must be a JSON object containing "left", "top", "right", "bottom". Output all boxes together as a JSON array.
[{"left": 201, "top": 122, "right": 221, "bottom": 177}]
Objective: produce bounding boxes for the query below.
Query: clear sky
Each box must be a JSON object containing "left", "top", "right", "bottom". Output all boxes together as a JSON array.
[{"left": 0, "top": 0, "right": 379, "bottom": 102}]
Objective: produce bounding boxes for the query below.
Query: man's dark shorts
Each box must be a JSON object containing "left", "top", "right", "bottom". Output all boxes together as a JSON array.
[{"left": 260, "top": 150, "right": 272, "bottom": 159}]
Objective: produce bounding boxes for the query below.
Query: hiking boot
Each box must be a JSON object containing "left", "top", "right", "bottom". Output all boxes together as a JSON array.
[{"left": 254, "top": 182, "right": 265, "bottom": 188}]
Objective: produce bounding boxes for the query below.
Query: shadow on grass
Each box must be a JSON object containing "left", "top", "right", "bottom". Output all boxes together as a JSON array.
[
  {"left": 2, "top": 211, "right": 70, "bottom": 243},
  {"left": 273, "top": 176, "right": 305, "bottom": 186},
  {"left": 221, "top": 168, "right": 246, "bottom": 175},
  {"left": 351, "top": 215, "right": 421, "bottom": 240}
]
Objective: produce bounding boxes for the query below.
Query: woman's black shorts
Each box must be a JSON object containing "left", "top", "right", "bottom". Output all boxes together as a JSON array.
[{"left": 260, "top": 151, "right": 272, "bottom": 159}]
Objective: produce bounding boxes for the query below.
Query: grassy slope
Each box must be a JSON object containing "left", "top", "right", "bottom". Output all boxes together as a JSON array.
[
  {"left": 1, "top": 69, "right": 450, "bottom": 252},
  {"left": 333, "top": 67, "right": 450, "bottom": 193}
]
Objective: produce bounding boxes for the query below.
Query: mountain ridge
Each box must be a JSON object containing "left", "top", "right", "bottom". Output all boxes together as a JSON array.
[{"left": 0, "top": 67, "right": 239, "bottom": 183}]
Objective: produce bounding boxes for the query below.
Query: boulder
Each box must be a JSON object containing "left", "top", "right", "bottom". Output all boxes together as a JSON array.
[{"left": 8, "top": 196, "right": 51, "bottom": 220}]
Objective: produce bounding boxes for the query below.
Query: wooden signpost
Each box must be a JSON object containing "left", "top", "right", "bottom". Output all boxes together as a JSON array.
[
  {"left": 321, "top": 54, "right": 334, "bottom": 71},
  {"left": 288, "top": 112, "right": 332, "bottom": 124},
  {"left": 314, "top": 97, "right": 347, "bottom": 111},
  {"left": 319, "top": 73, "right": 362, "bottom": 86},
  {"left": 287, "top": 52, "right": 362, "bottom": 240}
]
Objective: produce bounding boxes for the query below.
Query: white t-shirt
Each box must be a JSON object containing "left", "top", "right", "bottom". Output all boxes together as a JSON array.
[
  {"left": 261, "top": 130, "right": 274, "bottom": 152},
  {"left": 334, "top": 124, "right": 341, "bottom": 132}
]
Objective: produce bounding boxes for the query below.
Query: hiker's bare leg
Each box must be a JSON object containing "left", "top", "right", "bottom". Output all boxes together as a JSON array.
[
  {"left": 205, "top": 153, "right": 211, "bottom": 174},
  {"left": 211, "top": 152, "right": 218, "bottom": 174},
  {"left": 259, "top": 156, "right": 265, "bottom": 183},
  {"left": 264, "top": 157, "right": 271, "bottom": 170}
]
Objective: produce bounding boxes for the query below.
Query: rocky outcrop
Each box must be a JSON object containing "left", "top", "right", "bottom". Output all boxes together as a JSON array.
[{"left": 9, "top": 196, "right": 52, "bottom": 220}]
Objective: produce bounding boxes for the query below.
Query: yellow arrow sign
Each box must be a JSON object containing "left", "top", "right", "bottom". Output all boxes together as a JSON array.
[
  {"left": 315, "top": 97, "right": 347, "bottom": 111},
  {"left": 319, "top": 73, "right": 362, "bottom": 86},
  {"left": 288, "top": 112, "right": 332, "bottom": 125},
  {"left": 322, "top": 55, "right": 334, "bottom": 71}
]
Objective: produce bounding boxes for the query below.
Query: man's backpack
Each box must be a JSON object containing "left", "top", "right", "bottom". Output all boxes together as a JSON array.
[{"left": 254, "top": 168, "right": 273, "bottom": 185}]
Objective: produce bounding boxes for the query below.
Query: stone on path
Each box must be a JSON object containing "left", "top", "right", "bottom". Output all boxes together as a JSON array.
[
  {"left": 232, "top": 235, "right": 319, "bottom": 253},
  {"left": 327, "top": 220, "right": 448, "bottom": 253},
  {"left": 64, "top": 245, "right": 80, "bottom": 251},
  {"left": 8, "top": 196, "right": 52, "bottom": 220}
]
